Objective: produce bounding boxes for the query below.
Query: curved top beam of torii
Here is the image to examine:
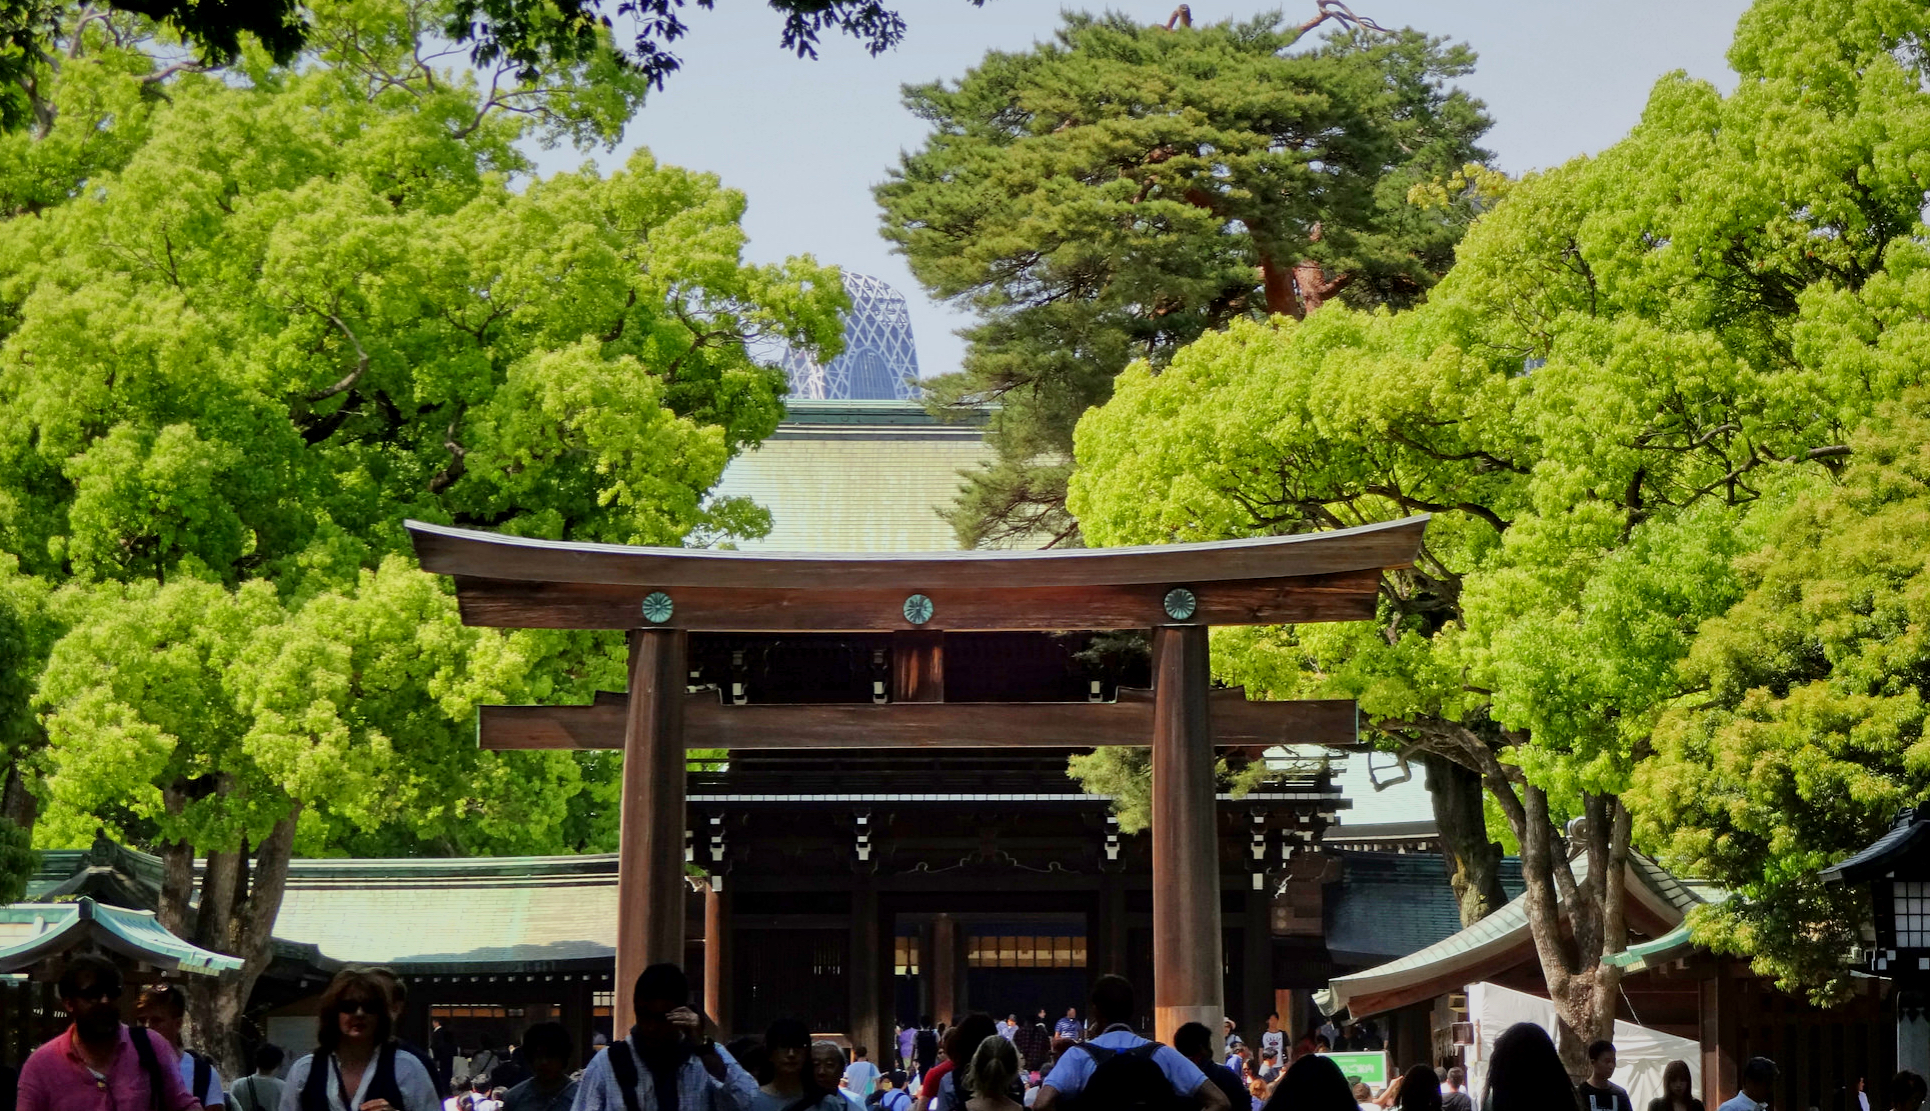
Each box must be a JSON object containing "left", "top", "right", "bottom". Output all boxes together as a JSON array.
[{"left": 406, "top": 515, "right": 1427, "bottom": 632}]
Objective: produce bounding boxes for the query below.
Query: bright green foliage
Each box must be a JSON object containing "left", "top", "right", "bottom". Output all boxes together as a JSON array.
[
  {"left": 1068, "top": 0, "right": 1930, "bottom": 1028},
  {"left": 0, "top": 0, "right": 847, "bottom": 867},
  {"left": 877, "top": 10, "right": 1490, "bottom": 546},
  {"left": 1632, "top": 394, "right": 1930, "bottom": 1000}
]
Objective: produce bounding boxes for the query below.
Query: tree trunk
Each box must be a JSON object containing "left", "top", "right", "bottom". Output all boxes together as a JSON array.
[
  {"left": 1, "top": 763, "right": 38, "bottom": 836},
  {"left": 1421, "top": 753, "right": 1507, "bottom": 926},
  {"left": 183, "top": 804, "right": 302, "bottom": 1077}
]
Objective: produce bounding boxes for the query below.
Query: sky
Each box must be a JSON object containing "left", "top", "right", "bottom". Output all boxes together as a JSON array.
[{"left": 531, "top": 0, "right": 1756, "bottom": 381}]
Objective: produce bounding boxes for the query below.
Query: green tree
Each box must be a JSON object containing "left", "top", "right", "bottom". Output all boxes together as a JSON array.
[
  {"left": 0, "top": 0, "right": 985, "bottom": 136},
  {"left": 1066, "top": 0, "right": 1930, "bottom": 1062},
  {"left": 0, "top": 0, "right": 845, "bottom": 1068},
  {"left": 876, "top": 8, "right": 1490, "bottom": 545},
  {"left": 1631, "top": 393, "right": 1930, "bottom": 1002}
]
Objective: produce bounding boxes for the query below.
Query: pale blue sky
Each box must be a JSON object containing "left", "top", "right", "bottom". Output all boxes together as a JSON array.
[{"left": 533, "top": 0, "right": 1754, "bottom": 380}]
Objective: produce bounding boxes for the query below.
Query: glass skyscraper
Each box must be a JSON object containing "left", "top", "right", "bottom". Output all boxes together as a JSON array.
[{"left": 780, "top": 272, "right": 922, "bottom": 400}]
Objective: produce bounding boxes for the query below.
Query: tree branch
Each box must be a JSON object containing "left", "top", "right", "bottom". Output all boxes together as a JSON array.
[{"left": 308, "top": 313, "right": 373, "bottom": 402}]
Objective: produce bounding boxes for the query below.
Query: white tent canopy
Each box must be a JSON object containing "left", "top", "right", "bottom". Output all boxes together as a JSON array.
[{"left": 1465, "top": 982, "right": 1699, "bottom": 1109}]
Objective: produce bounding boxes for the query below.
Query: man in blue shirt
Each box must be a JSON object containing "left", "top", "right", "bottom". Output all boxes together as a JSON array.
[
  {"left": 1052, "top": 1009, "right": 1083, "bottom": 1041},
  {"left": 1032, "top": 976, "right": 1229, "bottom": 1111}
]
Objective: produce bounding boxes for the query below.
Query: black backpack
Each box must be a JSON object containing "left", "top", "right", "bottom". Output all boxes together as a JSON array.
[
  {"left": 183, "top": 1049, "right": 213, "bottom": 1104},
  {"left": 1070, "top": 1040, "right": 1181, "bottom": 1111},
  {"left": 301, "top": 1044, "right": 407, "bottom": 1111},
  {"left": 913, "top": 1029, "right": 938, "bottom": 1069}
]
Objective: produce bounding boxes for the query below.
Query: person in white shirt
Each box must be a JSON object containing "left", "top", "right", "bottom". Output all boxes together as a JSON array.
[
  {"left": 278, "top": 969, "right": 441, "bottom": 1111},
  {"left": 842, "top": 1046, "right": 880, "bottom": 1100},
  {"left": 137, "top": 983, "right": 226, "bottom": 1110},
  {"left": 230, "top": 1045, "right": 287, "bottom": 1111},
  {"left": 1259, "top": 1015, "right": 1285, "bottom": 1065},
  {"left": 1716, "top": 1057, "right": 1777, "bottom": 1111}
]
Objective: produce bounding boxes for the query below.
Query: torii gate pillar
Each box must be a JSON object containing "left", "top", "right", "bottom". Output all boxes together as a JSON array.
[
  {"left": 1152, "top": 624, "right": 1223, "bottom": 1044},
  {"left": 615, "top": 628, "right": 688, "bottom": 1027}
]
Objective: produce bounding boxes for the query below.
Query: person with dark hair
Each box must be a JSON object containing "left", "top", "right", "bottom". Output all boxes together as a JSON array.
[
  {"left": 280, "top": 968, "right": 439, "bottom": 1111},
  {"left": 1396, "top": 1065, "right": 1441, "bottom": 1111},
  {"left": 1174, "top": 1022, "right": 1246, "bottom": 1111},
  {"left": 915, "top": 1020, "right": 941, "bottom": 1080},
  {"left": 1032, "top": 975, "right": 1227, "bottom": 1111},
  {"left": 1259, "top": 1016, "right": 1284, "bottom": 1066},
  {"left": 1890, "top": 1070, "right": 1928, "bottom": 1111},
  {"left": 1580, "top": 1042, "right": 1633, "bottom": 1111},
  {"left": 1441, "top": 1066, "right": 1471, "bottom": 1111},
  {"left": 1483, "top": 1023, "right": 1579, "bottom": 1111},
  {"left": 138, "top": 983, "right": 227, "bottom": 1109},
  {"left": 1012, "top": 1013, "right": 1049, "bottom": 1079},
  {"left": 1259, "top": 1053, "right": 1355, "bottom": 1111},
  {"left": 1646, "top": 1060, "right": 1701, "bottom": 1111},
  {"left": 872, "top": 1073, "right": 912, "bottom": 1111},
  {"left": 575, "top": 963, "right": 756, "bottom": 1111},
  {"left": 749, "top": 1020, "right": 840, "bottom": 1110},
  {"left": 20, "top": 954, "right": 202, "bottom": 1111},
  {"left": 502, "top": 1024, "right": 574, "bottom": 1111},
  {"left": 844, "top": 1046, "right": 880, "bottom": 1102},
  {"left": 232, "top": 1045, "right": 288, "bottom": 1111},
  {"left": 1716, "top": 1058, "right": 1777, "bottom": 1111},
  {"left": 925, "top": 1013, "right": 998, "bottom": 1111}
]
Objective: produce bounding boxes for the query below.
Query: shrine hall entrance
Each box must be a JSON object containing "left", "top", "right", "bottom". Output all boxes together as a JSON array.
[{"left": 894, "top": 913, "right": 1091, "bottom": 1030}]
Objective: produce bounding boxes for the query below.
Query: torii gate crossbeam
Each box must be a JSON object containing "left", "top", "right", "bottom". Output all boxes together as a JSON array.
[{"left": 407, "top": 515, "right": 1427, "bottom": 1045}]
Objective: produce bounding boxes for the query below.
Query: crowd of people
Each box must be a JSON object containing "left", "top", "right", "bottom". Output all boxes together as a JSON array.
[{"left": 15, "top": 953, "right": 1927, "bottom": 1111}]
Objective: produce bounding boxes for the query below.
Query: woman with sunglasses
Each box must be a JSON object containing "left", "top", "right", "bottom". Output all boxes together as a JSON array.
[{"left": 280, "top": 969, "right": 439, "bottom": 1111}]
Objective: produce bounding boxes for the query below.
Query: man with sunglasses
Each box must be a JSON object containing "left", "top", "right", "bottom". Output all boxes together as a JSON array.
[{"left": 19, "top": 954, "right": 203, "bottom": 1111}]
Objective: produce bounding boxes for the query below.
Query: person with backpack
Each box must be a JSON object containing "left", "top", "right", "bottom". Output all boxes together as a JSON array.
[
  {"left": 571, "top": 962, "right": 757, "bottom": 1111},
  {"left": 19, "top": 953, "right": 203, "bottom": 1111},
  {"left": 137, "top": 982, "right": 227, "bottom": 1109},
  {"left": 279, "top": 968, "right": 440, "bottom": 1111},
  {"left": 872, "top": 1073, "right": 913, "bottom": 1111},
  {"left": 1032, "top": 976, "right": 1228, "bottom": 1111},
  {"left": 913, "top": 1022, "right": 940, "bottom": 1079},
  {"left": 230, "top": 1045, "right": 287, "bottom": 1111}
]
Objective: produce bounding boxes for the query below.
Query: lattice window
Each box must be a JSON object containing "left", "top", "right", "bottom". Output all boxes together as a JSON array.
[{"left": 1897, "top": 881, "right": 1930, "bottom": 947}]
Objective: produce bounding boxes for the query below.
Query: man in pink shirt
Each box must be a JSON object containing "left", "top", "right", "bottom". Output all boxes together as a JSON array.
[{"left": 19, "top": 954, "right": 202, "bottom": 1111}]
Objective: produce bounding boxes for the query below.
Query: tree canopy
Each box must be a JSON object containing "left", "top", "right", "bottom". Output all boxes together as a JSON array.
[
  {"left": 1064, "top": 0, "right": 1930, "bottom": 1051},
  {"left": 0, "top": 0, "right": 984, "bottom": 135},
  {"left": 877, "top": 9, "right": 1490, "bottom": 546},
  {"left": 0, "top": 0, "right": 844, "bottom": 1064}
]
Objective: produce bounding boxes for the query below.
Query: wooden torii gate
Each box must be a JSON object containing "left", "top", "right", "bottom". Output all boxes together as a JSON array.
[{"left": 408, "top": 515, "right": 1427, "bottom": 1042}]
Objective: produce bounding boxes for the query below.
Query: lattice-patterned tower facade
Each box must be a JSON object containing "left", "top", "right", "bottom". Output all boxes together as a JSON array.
[{"left": 781, "top": 273, "right": 922, "bottom": 400}]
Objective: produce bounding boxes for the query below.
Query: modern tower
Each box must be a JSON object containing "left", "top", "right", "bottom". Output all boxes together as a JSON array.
[{"left": 780, "top": 272, "right": 922, "bottom": 400}]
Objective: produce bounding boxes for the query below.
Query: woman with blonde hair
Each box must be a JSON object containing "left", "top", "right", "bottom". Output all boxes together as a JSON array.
[{"left": 963, "top": 1036, "right": 1023, "bottom": 1111}]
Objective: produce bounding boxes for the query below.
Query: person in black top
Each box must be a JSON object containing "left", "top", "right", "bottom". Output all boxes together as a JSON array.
[
  {"left": 1442, "top": 1066, "right": 1473, "bottom": 1111},
  {"left": 1579, "top": 1041, "right": 1635, "bottom": 1111},
  {"left": 1645, "top": 1059, "right": 1702, "bottom": 1111},
  {"left": 1174, "top": 1022, "right": 1246, "bottom": 1111}
]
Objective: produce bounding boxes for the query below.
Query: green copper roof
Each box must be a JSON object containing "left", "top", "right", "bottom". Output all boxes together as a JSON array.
[
  {"left": 0, "top": 897, "right": 242, "bottom": 976},
  {"left": 713, "top": 400, "right": 994, "bottom": 552},
  {"left": 1600, "top": 921, "right": 1696, "bottom": 971}
]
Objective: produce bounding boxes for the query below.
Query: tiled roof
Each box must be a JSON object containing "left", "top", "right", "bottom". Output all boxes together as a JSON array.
[
  {"left": 0, "top": 897, "right": 242, "bottom": 976},
  {"left": 1820, "top": 803, "right": 1930, "bottom": 882},
  {"left": 1322, "top": 851, "right": 1713, "bottom": 1017},
  {"left": 268, "top": 855, "right": 622, "bottom": 971},
  {"left": 1324, "top": 851, "right": 1524, "bottom": 966},
  {"left": 711, "top": 401, "right": 992, "bottom": 552}
]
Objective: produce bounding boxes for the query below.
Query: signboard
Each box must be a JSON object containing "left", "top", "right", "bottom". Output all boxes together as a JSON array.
[{"left": 1325, "top": 1051, "right": 1391, "bottom": 1087}]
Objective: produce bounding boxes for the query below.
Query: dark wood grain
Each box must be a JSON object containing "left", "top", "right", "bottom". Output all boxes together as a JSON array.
[
  {"left": 449, "top": 569, "right": 1385, "bottom": 631},
  {"left": 480, "top": 689, "right": 1357, "bottom": 750},
  {"left": 409, "top": 516, "right": 1426, "bottom": 590}
]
